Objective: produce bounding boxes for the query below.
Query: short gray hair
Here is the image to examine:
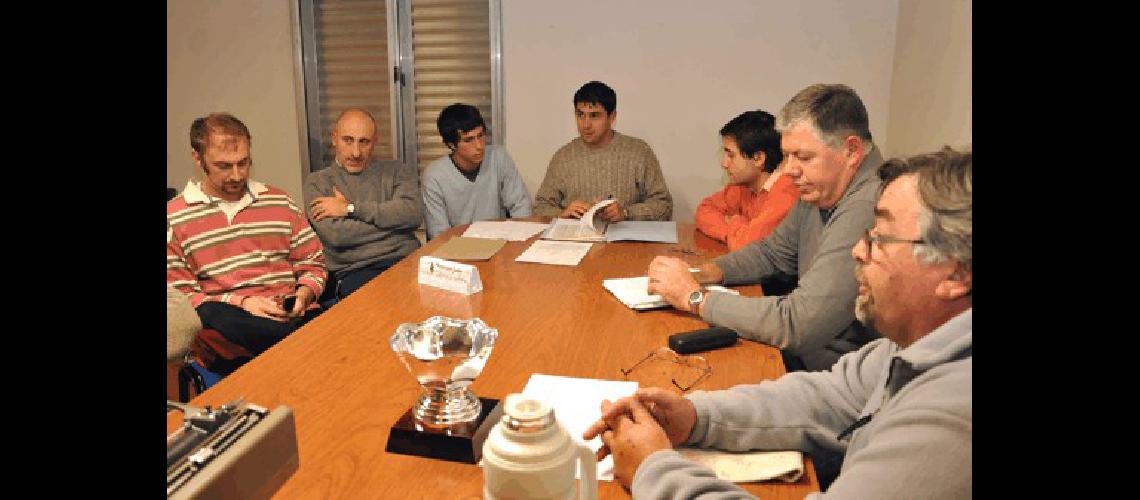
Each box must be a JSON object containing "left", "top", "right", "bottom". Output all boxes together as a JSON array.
[
  {"left": 776, "top": 83, "right": 874, "bottom": 150},
  {"left": 877, "top": 147, "right": 972, "bottom": 270}
]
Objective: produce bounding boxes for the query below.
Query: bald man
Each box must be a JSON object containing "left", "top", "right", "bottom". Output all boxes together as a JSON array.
[{"left": 303, "top": 108, "right": 423, "bottom": 303}]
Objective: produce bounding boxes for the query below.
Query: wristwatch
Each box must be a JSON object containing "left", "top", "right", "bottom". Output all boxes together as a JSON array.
[
  {"left": 687, "top": 288, "right": 705, "bottom": 315},
  {"left": 346, "top": 203, "right": 355, "bottom": 216}
]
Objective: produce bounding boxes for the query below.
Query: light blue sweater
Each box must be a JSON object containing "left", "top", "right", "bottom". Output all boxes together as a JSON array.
[{"left": 421, "top": 145, "right": 533, "bottom": 239}]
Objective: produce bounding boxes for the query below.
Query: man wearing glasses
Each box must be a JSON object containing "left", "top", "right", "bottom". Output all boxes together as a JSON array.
[
  {"left": 588, "top": 147, "right": 972, "bottom": 498},
  {"left": 649, "top": 83, "right": 883, "bottom": 372}
]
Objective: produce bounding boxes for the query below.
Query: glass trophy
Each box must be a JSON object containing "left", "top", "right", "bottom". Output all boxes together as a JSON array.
[{"left": 386, "top": 316, "right": 503, "bottom": 463}]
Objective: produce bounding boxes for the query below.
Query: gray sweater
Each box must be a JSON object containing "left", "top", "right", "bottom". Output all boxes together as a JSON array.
[
  {"left": 533, "top": 131, "right": 672, "bottom": 221},
  {"left": 634, "top": 308, "right": 972, "bottom": 499},
  {"left": 421, "top": 146, "right": 533, "bottom": 239},
  {"left": 303, "top": 160, "right": 422, "bottom": 278},
  {"left": 701, "top": 148, "right": 884, "bottom": 370}
]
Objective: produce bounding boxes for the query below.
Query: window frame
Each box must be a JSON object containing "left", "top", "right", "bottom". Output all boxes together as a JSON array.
[{"left": 292, "top": 0, "right": 504, "bottom": 175}]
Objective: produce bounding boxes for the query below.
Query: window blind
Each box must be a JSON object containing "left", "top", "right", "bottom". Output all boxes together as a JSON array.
[
  {"left": 410, "top": 0, "right": 492, "bottom": 171},
  {"left": 314, "top": 0, "right": 396, "bottom": 167}
]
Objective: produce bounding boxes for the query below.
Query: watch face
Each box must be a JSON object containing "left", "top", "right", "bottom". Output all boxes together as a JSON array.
[{"left": 689, "top": 290, "right": 703, "bottom": 303}]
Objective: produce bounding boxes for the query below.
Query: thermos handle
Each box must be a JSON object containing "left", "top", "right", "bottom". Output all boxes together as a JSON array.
[{"left": 576, "top": 441, "right": 598, "bottom": 500}]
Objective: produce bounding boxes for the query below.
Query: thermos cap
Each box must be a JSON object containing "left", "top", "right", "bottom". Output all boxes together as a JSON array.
[{"left": 501, "top": 394, "right": 556, "bottom": 432}]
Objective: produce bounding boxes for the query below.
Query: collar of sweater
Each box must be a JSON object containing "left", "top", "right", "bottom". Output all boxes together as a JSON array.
[{"left": 895, "top": 308, "right": 972, "bottom": 371}]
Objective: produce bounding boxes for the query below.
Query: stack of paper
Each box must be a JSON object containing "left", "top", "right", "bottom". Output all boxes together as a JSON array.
[
  {"left": 515, "top": 240, "right": 593, "bottom": 266},
  {"left": 542, "top": 219, "right": 678, "bottom": 243},
  {"left": 462, "top": 220, "right": 550, "bottom": 241},
  {"left": 602, "top": 276, "right": 739, "bottom": 310},
  {"left": 543, "top": 217, "right": 607, "bottom": 242}
]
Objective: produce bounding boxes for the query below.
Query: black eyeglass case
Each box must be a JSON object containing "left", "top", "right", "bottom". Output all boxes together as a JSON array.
[{"left": 668, "top": 326, "right": 738, "bottom": 354}]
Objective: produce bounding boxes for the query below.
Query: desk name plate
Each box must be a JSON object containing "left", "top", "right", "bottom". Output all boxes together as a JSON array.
[{"left": 418, "top": 256, "right": 483, "bottom": 295}]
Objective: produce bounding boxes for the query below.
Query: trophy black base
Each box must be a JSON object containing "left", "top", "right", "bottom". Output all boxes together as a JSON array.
[{"left": 385, "top": 398, "right": 502, "bottom": 464}]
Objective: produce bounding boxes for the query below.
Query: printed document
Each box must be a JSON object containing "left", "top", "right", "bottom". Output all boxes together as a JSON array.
[
  {"left": 515, "top": 240, "right": 593, "bottom": 266},
  {"left": 461, "top": 220, "right": 550, "bottom": 241},
  {"left": 542, "top": 199, "right": 615, "bottom": 242},
  {"left": 542, "top": 210, "right": 678, "bottom": 243}
]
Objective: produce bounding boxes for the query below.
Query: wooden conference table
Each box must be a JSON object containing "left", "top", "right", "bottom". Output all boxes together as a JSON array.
[{"left": 169, "top": 219, "right": 820, "bottom": 498}]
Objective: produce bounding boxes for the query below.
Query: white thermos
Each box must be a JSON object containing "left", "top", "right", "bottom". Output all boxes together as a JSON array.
[{"left": 482, "top": 394, "right": 598, "bottom": 500}]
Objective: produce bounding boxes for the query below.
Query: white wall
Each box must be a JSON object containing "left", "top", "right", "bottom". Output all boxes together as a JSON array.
[
  {"left": 165, "top": 0, "right": 971, "bottom": 221},
  {"left": 885, "top": 0, "right": 972, "bottom": 157},
  {"left": 167, "top": 0, "right": 306, "bottom": 202},
  {"left": 502, "top": 0, "right": 900, "bottom": 223}
]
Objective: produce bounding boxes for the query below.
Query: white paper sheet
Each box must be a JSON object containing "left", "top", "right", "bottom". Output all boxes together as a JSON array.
[
  {"left": 602, "top": 276, "right": 740, "bottom": 310},
  {"left": 515, "top": 240, "right": 593, "bottom": 266},
  {"left": 581, "top": 199, "right": 615, "bottom": 234},
  {"left": 521, "top": 373, "right": 639, "bottom": 482},
  {"left": 462, "top": 220, "right": 551, "bottom": 241}
]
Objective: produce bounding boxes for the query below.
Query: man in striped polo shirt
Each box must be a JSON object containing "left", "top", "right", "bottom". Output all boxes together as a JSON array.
[{"left": 167, "top": 113, "right": 327, "bottom": 374}]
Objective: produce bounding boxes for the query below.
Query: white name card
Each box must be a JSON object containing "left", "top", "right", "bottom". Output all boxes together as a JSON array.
[{"left": 418, "top": 256, "right": 483, "bottom": 295}]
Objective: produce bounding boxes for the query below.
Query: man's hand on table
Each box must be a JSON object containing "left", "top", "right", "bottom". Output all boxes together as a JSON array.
[
  {"left": 583, "top": 388, "right": 698, "bottom": 490},
  {"left": 647, "top": 257, "right": 724, "bottom": 314}
]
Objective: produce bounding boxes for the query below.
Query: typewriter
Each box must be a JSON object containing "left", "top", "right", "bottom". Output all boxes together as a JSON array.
[{"left": 167, "top": 399, "right": 298, "bottom": 499}]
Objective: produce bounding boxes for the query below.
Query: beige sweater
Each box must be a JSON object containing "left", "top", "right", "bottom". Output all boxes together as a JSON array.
[{"left": 533, "top": 131, "right": 672, "bottom": 220}]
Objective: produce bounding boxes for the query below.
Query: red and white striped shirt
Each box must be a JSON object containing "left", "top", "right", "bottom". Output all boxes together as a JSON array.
[{"left": 167, "top": 180, "right": 327, "bottom": 308}]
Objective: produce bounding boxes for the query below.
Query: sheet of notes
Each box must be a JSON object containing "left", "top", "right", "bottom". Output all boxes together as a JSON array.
[
  {"left": 461, "top": 220, "right": 551, "bottom": 241},
  {"left": 543, "top": 218, "right": 606, "bottom": 242},
  {"left": 515, "top": 240, "right": 594, "bottom": 266},
  {"left": 521, "top": 373, "right": 638, "bottom": 481},
  {"left": 603, "top": 276, "right": 741, "bottom": 310}
]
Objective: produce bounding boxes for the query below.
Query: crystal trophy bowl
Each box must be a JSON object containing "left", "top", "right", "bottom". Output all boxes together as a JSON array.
[{"left": 390, "top": 316, "right": 498, "bottom": 428}]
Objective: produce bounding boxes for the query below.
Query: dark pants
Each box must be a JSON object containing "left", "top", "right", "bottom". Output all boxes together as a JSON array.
[
  {"left": 780, "top": 349, "right": 808, "bottom": 372},
  {"left": 196, "top": 301, "right": 322, "bottom": 360},
  {"left": 320, "top": 258, "right": 400, "bottom": 308}
]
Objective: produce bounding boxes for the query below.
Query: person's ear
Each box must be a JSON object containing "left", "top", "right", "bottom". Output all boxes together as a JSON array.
[
  {"left": 935, "top": 267, "right": 972, "bottom": 300},
  {"left": 749, "top": 151, "right": 766, "bottom": 170},
  {"left": 842, "top": 135, "right": 866, "bottom": 169},
  {"left": 191, "top": 150, "right": 205, "bottom": 172},
  {"left": 608, "top": 110, "right": 617, "bottom": 125}
]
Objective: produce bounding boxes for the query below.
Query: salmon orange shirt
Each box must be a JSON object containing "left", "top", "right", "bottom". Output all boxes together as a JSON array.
[{"left": 695, "top": 172, "right": 799, "bottom": 251}]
